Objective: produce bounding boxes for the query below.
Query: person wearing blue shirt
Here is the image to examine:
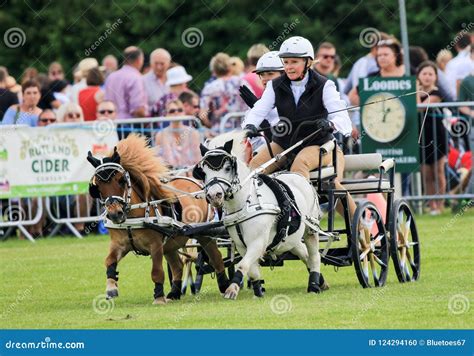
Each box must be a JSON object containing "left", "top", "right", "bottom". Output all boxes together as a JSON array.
[{"left": 2, "top": 79, "right": 42, "bottom": 126}]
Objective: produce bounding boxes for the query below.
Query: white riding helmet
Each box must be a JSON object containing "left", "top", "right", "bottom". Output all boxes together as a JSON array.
[
  {"left": 253, "top": 51, "right": 284, "bottom": 74},
  {"left": 278, "top": 36, "right": 314, "bottom": 60}
]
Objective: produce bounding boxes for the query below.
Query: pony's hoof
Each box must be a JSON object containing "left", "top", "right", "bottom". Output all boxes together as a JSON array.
[
  {"left": 166, "top": 291, "right": 181, "bottom": 301},
  {"left": 320, "top": 281, "right": 330, "bottom": 291},
  {"left": 251, "top": 280, "right": 265, "bottom": 298},
  {"left": 106, "top": 289, "right": 119, "bottom": 299},
  {"left": 217, "top": 272, "right": 230, "bottom": 294},
  {"left": 224, "top": 283, "right": 240, "bottom": 300},
  {"left": 152, "top": 297, "right": 168, "bottom": 305},
  {"left": 307, "top": 285, "right": 322, "bottom": 294}
]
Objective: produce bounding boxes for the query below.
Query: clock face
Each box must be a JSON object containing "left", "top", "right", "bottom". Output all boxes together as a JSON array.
[{"left": 362, "top": 92, "right": 406, "bottom": 143}]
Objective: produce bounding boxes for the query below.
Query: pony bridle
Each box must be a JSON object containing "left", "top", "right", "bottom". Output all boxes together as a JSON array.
[
  {"left": 93, "top": 162, "right": 132, "bottom": 214},
  {"left": 198, "top": 149, "right": 240, "bottom": 200}
]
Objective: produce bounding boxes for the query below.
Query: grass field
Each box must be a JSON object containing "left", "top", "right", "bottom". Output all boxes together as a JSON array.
[{"left": 0, "top": 210, "right": 472, "bottom": 329}]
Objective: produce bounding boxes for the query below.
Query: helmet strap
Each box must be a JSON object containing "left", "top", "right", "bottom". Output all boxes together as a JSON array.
[{"left": 293, "top": 58, "right": 310, "bottom": 82}]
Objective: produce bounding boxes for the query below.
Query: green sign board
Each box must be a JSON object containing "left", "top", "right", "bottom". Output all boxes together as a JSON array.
[{"left": 359, "top": 76, "right": 419, "bottom": 173}]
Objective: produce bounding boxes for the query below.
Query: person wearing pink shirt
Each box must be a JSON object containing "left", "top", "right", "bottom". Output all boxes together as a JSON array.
[{"left": 104, "top": 46, "right": 147, "bottom": 119}]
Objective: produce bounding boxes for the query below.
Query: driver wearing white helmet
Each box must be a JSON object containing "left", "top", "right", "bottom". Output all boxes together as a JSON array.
[
  {"left": 243, "top": 36, "right": 356, "bottom": 217},
  {"left": 240, "top": 51, "right": 284, "bottom": 140}
]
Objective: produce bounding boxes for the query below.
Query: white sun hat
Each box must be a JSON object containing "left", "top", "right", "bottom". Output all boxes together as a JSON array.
[{"left": 165, "top": 66, "right": 193, "bottom": 86}]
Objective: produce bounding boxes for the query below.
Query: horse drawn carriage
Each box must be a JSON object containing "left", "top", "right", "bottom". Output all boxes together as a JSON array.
[
  {"left": 87, "top": 132, "right": 420, "bottom": 303},
  {"left": 176, "top": 136, "right": 420, "bottom": 293}
]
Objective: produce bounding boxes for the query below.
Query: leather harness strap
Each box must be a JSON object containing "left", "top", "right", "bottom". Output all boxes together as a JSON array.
[{"left": 126, "top": 199, "right": 183, "bottom": 256}]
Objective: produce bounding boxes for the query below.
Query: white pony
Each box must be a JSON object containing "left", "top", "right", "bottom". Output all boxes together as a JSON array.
[{"left": 193, "top": 131, "right": 328, "bottom": 299}]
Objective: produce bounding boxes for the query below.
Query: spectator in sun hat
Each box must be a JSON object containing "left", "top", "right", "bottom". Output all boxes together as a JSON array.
[
  {"left": 69, "top": 58, "right": 100, "bottom": 104},
  {"left": 105, "top": 46, "right": 147, "bottom": 119},
  {"left": 152, "top": 65, "right": 192, "bottom": 117},
  {"left": 144, "top": 48, "right": 171, "bottom": 110}
]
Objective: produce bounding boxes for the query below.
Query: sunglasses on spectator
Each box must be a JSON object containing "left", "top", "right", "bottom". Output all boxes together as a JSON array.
[
  {"left": 39, "top": 118, "right": 56, "bottom": 123},
  {"left": 168, "top": 108, "right": 184, "bottom": 114},
  {"left": 67, "top": 112, "right": 81, "bottom": 119},
  {"left": 98, "top": 109, "right": 115, "bottom": 114},
  {"left": 322, "top": 55, "right": 335, "bottom": 59},
  {"left": 193, "top": 105, "right": 200, "bottom": 109}
]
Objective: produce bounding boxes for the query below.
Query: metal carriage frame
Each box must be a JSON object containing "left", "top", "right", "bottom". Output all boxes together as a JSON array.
[{"left": 175, "top": 139, "right": 421, "bottom": 294}]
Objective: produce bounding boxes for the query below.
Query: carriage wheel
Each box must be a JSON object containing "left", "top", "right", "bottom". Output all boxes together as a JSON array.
[
  {"left": 350, "top": 201, "right": 389, "bottom": 288},
  {"left": 389, "top": 199, "right": 420, "bottom": 283}
]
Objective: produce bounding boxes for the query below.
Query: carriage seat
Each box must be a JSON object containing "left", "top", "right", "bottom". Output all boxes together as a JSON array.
[
  {"left": 309, "top": 140, "right": 395, "bottom": 193},
  {"left": 341, "top": 154, "right": 394, "bottom": 192}
]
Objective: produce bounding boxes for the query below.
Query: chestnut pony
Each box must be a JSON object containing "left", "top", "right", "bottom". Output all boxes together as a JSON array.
[{"left": 87, "top": 134, "right": 229, "bottom": 304}]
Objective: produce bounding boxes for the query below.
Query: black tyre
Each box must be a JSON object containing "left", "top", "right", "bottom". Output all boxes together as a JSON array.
[
  {"left": 350, "top": 201, "right": 389, "bottom": 288},
  {"left": 389, "top": 199, "right": 420, "bottom": 282}
]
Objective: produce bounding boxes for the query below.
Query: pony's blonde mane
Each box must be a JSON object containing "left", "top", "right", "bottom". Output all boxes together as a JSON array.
[
  {"left": 112, "top": 134, "right": 175, "bottom": 201},
  {"left": 207, "top": 130, "right": 248, "bottom": 162}
]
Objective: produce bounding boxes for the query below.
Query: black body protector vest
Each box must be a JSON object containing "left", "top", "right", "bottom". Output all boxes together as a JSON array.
[{"left": 271, "top": 69, "right": 334, "bottom": 151}]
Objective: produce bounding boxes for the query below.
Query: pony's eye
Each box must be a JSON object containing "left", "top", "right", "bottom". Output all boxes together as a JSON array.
[
  {"left": 118, "top": 176, "right": 126, "bottom": 186},
  {"left": 224, "top": 166, "right": 231, "bottom": 173}
]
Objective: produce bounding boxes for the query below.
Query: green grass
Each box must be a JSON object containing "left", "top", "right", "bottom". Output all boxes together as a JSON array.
[{"left": 0, "top": 210, "right": 473, "bottom": 329}]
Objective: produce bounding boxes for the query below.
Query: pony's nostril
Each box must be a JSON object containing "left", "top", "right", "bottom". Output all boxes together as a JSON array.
[{"left": 216, "top": 192, "right": 223, "bottom": 199}]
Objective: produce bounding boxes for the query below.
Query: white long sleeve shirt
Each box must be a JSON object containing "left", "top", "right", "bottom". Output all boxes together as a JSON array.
[{"left": 244, "top": 73, "right": 352, "bottom": 136}]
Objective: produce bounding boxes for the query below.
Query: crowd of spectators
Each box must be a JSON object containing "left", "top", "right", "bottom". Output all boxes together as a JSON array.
[{"left": 0, "top": 30, "right": 472, "bottom": 223}]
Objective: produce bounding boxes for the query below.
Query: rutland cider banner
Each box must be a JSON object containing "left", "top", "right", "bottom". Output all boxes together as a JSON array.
[{"left": 0, "top": 125, "right": 118, "bottom": 198}]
